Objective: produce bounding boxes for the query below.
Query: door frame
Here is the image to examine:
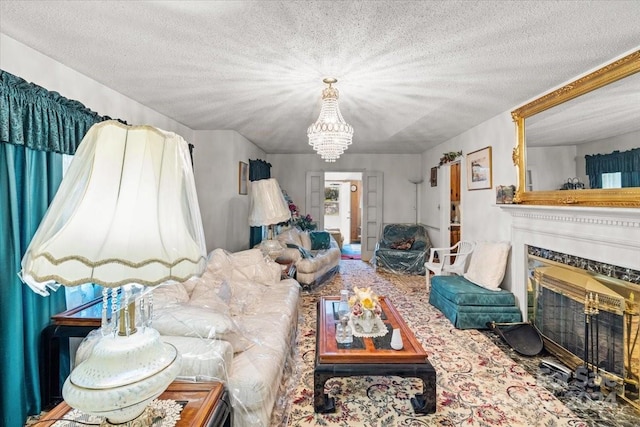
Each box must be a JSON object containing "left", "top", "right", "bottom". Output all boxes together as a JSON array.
[
  {"left": 306, "top": 170, "right": 383, "bottom": 262},
  {"left": 439, "top": 160, "right": 462, "bottom": 248}
]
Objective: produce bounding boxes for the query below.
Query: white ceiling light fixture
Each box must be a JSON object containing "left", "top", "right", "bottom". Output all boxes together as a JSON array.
[{"left": 307, "top": 77, "right": 354, "bottom": 162}]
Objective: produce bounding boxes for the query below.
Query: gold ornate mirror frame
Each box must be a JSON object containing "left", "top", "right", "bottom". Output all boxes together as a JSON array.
[{"left": 511, "top": 50, "right": 640, "bottom": 207}]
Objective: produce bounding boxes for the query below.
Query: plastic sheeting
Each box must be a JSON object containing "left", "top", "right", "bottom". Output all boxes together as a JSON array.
[
  {"left": 372, "top": 223, "right": 432, "bottom": 275},
  {"left": 74, "top": 248, "right": 302, "bottom": 427}
]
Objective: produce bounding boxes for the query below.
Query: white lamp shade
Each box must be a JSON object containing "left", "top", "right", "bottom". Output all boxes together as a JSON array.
[
  {"left": 248, "top": 178, "right": 291, "bottom": 227},
  {"left": 21, "top": 120, "right": 207, "bottom": 294}
]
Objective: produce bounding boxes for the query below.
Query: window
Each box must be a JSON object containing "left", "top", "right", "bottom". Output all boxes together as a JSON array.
[{"left": 601, "top": 172, "right": 622, "bottom": 189}]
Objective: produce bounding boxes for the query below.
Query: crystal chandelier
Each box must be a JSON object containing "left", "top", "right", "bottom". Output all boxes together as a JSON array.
[{"left": 307, "top": 78, "right": 354, "bottom": 162}]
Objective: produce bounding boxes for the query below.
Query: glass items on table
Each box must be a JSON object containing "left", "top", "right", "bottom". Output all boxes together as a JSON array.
[
  {"left": 336, "top": 290, "right": 353, "bottom": 344},
  {"left": 391, "top": 328, "right": 404, "bottom": 350}
]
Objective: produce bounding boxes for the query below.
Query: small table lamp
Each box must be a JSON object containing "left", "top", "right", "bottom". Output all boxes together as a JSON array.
[
  {"left": 20, "top": 121, "right": 207, "bottom": 424},
  {"left": 248, "top": 178, "right": 291, "bottom": 258}
]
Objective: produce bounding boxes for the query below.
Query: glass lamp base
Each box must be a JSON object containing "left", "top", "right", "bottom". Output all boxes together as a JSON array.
[{"left": 62, "top": 328, "right": 181, "bottom": 424}]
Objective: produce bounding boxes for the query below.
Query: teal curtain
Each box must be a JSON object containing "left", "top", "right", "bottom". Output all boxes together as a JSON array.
[
  {"left": 0, "top": 144, "right": 65, "bottom": 426},
  {"left": 585, "top": 148, "right": 640, "bottom": 188},
  {"left": 0, "top": 69, "right": 110, "bottom": 426},
  {"left": 249, "top": 159, "right": 271, "bottom": 248}
]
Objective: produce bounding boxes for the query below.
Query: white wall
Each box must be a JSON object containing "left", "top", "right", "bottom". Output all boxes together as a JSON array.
[
  {"left": 267, "top": 153, "right": 423, "bottom": 231},
  {"left": 420, "top": 112, "right": 517, "bottom": 290},
  {"left": 0, "top": 34, "right": 192, "bottom": 138},
  {"left": 193, "top": 130, "right": 266, "bottom": 253},
  {"left": 419, "top": 160, "right": 449, "bottom": 247},
  {"left": 527, "top": 145, "right": 577, "bottom": 191}
]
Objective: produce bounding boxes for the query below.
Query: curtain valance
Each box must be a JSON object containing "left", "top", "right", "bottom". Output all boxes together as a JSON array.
[
  {"left": 249, "top": 158, "right": 272, "bottom": 181},
  {"left": 585, "top": 148, "right": 640, "bottom": 175},
  {"left": 585, "top": 148, "right": 640, "bottom": 188},
  {"left": 0, "top": 70, "right": 109, "bottom": 155}
]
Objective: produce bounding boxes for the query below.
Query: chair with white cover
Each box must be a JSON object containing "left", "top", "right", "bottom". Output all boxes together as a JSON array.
[{"left": 425, "top": 241, "right": 475, "bottom": 290}]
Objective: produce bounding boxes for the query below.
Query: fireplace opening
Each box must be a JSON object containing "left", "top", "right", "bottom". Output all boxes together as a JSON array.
[{"left": 527, "top": 248, "right": 640, "bottom": 408}]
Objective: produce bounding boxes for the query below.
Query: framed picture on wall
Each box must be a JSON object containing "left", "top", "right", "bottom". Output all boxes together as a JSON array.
[
  {"left": 325, "top": 186, "right": 339, "bottom": 201},
  {"left": 324, "top": 201, "right": 339, "bottom": 215},
  {"left": 430, "top": 167, "right": 438, "bottom": 187},
  {"left": 238, "top": 161, "right": 248, "bottom": 195},
  {"left": 466, "top": 146, "right": 492, "bottom": 190}
]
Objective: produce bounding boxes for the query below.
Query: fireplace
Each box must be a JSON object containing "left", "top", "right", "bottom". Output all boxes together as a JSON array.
[
  {"left": 527, "top": 250, "right": 640, "bottom": 399},
  {"left": 501, "top": 204, "right": 640, "bottom": 409}
]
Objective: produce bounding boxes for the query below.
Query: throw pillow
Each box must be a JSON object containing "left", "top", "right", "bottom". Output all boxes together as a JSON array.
[
  {"left": 152, "top": 304, "right": 254, "bottom": 353},
  {"left": 217, "top": 279, "right": 268, "bottom": 316},
  {"left": 205, "top": 248, "right": 280, "bottom": 286},
  {"left": 276, "top": 228, "right": 303, "bottom": 247},
  {"left": 310, "top": 231, "right": 331, "bottom": 250},
  {"left": 463, "top": 241, "right": 511, "bottom": 291},
  {"left": 189, "top": 280, "right": 230, "bottom": 315},
  {"left": 152, "top": 305, "right": 234, "bottom": 339},
  {"left": 286, "top": 243, "right": 313, "bottom": 259},
  {"left": 390, "top": 238, "right": 414, "bottom": 250},
  {"left": 152, "top": 282, "right": 190, "bottom": 309}
]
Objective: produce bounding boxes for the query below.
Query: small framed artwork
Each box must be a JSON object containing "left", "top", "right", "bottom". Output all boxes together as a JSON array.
[
  {"left": 466, "top": 146, "right": 492, "bottom": 190},
  {"left": 496, "top": 185, "right": 516, "bottom": 204},
  {"left": 430, "top": 167, "right": 438, "bottom": 187},
  {"left": 238, "top": 161, "right": 248, "bottom": 195},
  {"left": 324, "top": 186, "right": 339, "bottom": 201},
  {"left": 324, "top": 201, "right": 339, "bottom": 215}
]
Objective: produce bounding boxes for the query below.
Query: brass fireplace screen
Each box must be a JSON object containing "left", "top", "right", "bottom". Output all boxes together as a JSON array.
[{"left": 529, "top": 256, "right": 639, "bottom": 405}]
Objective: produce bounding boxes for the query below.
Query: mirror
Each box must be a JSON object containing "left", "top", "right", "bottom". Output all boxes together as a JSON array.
[{"left": 511, "top": 50, "right": 640, "bottom": 207}]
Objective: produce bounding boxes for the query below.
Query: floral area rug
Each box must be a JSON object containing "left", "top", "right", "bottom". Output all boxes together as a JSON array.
[{"left": 276, "top": 260, "right": 586, "bottom": 427}]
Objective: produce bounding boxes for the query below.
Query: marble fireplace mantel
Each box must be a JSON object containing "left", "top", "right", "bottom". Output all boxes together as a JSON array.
[{"left": 499, "top": 204, "right": 640, "bottom": 319}]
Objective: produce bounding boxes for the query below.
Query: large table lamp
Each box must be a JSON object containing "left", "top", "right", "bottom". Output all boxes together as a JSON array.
[
  {"left": 20, "top": 120, "right": 207, "bottom": 424},
  {"left": 248, "top": 178, "right": 291, "bottom": 258}
]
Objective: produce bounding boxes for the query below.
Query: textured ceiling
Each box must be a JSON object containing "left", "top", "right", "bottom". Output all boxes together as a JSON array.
[{"left": 1, "top": 1, "right": 639, "bottom": 154}]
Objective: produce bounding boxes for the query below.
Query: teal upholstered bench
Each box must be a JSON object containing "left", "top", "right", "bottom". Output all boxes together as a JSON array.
[{"left": 429, "top": 275, "right": 522, "bottom": 329}]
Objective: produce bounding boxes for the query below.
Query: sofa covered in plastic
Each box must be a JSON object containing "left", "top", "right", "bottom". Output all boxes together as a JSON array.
[
  {"left": 373, "top": 223, "right": 432, "bottom": 275},
  {"left": 76, "top": 248, "right": 301, "bottom": 427},
  {"left": 276, "top": 227, "right": 341, "bottom": 290}
]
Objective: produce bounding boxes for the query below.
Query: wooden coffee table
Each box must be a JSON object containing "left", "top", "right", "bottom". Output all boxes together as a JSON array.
[{"left": 314, "top": 296, "right": 436, "bottom": 414}]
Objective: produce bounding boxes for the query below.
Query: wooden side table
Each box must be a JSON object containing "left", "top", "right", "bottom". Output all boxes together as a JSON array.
[
  {"left": 42, "top": 296, "right": 107, "bottom": 408},
  {"left": 36, "top": 381, "right": 232, "bottom": 427}
]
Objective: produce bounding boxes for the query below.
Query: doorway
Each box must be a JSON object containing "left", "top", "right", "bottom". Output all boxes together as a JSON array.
[
  {"left": 324, "top": 172, "right": 362, "bottom": 258},
  {"left": 450, "top": 162, "right": 461, "bottom": 248}
]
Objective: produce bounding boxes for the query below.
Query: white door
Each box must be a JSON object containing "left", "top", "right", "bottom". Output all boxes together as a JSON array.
[
  {"left": 361, "top": 171, "right": 383, "bottom": 262},
  {"left": 306, "top": 171, "right": 324, "bottom": 231}
]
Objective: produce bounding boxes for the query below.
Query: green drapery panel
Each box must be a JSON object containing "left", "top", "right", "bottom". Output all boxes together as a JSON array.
[
  {"left": 0, "top": 70, "right": 105, "bottom": 155},
  {"left": 585, "top": 148, "right": 640, "bottom": 188},
  {"left": 0, "top": 144, "right": 66, "bottom": 427},
  {"left": 249, "top": 159, "right": 272, "bottom": 248}
]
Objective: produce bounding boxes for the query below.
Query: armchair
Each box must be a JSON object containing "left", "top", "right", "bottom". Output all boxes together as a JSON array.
[
  {"left": 425, "top": 241, "right": 475, "bottom": 290},
  {"left": 373, "top": 223, "right": 432, "bottom": 275}
]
